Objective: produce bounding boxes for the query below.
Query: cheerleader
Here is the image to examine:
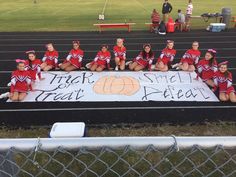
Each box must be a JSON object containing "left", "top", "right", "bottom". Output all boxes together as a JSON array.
[
  {"left": 213, "top": 61, "right": 236, "bottom": 102},
  {"left": 197, "top": 49, "right": 217, "bottom": 87},
  {"left": 113, "top": 38, "right": 126, "bottom": 71},
  {"left": 172, "top": 41, "right": 200, "bottom": 72},
  {"left": 10, "top": 59, "right": 32, "bottom": 102},
  {"left": 89, "top": 45, "right": 111, "bottom": 72},
  {"left": 59, "top": 41, "right": 84, "bottom": 71},
  {"left": 25, "top": 50, "right": 42, "bottom": 81},
  {"left": 128, "top": 44, "right": 154, "bottom": 71},
  {"left": 41, "top": 43, "right": 59, "bottom": 71},
  {"left": 155, "top": 40, "right": 176, "bottom": 71}
]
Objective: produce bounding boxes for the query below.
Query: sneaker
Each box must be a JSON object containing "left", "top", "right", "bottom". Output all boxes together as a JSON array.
[
  {"left": 115, "top": 66, "right": 119, "bottom": 71},
  {"left": 0, "top": 92, "right": 9, "bottom": 99},
  {"left": 172, "top": 63, "right": 179, "bottom": 69},
  {"left": 125, "top": 61, "right": 132, "bottom": 66},
  {"left": 7, "top": 82, "right": 11, "bottom": 87},
  {"left": 150, "top": 65, "right": 156, "bottom": 70},
  {"left": 86, "top": 63, "right": 91, "bottom": 69}
]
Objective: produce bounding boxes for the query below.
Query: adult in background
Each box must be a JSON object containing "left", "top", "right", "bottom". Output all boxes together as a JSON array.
[
  {"left": 151, "top": 9, "right": 160, "bottom": 32},
  {"left": 176, "top": 9, "right": 186, "bottom": 31},
  {"left": 186, "top": 0, "right": 193, "bottom": 30},
  {"left": 162, "top": 0, "right": 173, "bottom": 23}
]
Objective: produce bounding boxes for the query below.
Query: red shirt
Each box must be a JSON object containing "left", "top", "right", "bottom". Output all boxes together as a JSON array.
[
  {"left": 151, "top": 12, "right": 160, "bottom": 23},
  {"left": 134, "top": 52, "right": 154, "bottom": 69},
  {"left": 157, "top": 48, "right": 176, "bottom": 65},
  {"left": 197, "top": 58, "right": 217, "bottom": 81},
  {"left": 94, "top": 51, "right": 111, "bottom": 66},
  {"left": 25, "top": 59, "right": 42, "bottom": 81},
  {"left": 42, "top": 50, "right": 59, "bottom": 67},
  {"left": 113, "top": 46, "right": 126, "bottom": 60},
  {"left": 180, "top": 49, "right": 201, "bottom": 65},
  {"left": 66, "top": 49, "right": 84, "bottom": 68},
  {"left": 10, "top": 70, "right": 31, "bottom": 93},
  {"left": 213, "top": 71, "right": 233, "bottom": 92}
]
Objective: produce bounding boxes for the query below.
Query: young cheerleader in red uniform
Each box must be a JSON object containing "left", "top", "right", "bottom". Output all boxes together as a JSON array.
[
  {"left": 41, "top": 43, "right": 59, "bottom": 71},
  {"left": 113, "top": 38, "right": 126, "bottom": 71},
  {"left": 59, "top": 41, "right": 84, "bottom": 71},
  {"left": 213, "top": 61, "right": 236, "bottom": 102},
  {"left": 89, "top": 45, "right": 111, "bottom": 72},
  {"left": 129, "top": 44, "right": 154, "bottom": 71},
  {"left": 25, "top": 50, "right": 42, "bottom": 81},
  {"left": 197, "top": 49, "right": 218, "bottom": 87},
  {"left": 155, "top": 40, "right": 176, "bottom": 71},
  {"left": 173, "top": 41, "right": 201, "bottom": 72},
  {"left": 10, "top": 60, "right": 32, "bottom": 102}
]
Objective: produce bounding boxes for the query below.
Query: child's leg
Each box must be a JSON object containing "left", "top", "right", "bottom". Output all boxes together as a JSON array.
[
  {"left": 219, "top": 92, "right": 229, "bottom": 102},
  {"left": 60, "top": 62, "right": 71, "bottom": 70},
  {"left": 115, "top": 57, "right": 120, "bottom": 66},
  {"left": 179, "top": 62, "right": 189, "bottom": 71},
  {"left": 43, "top": 65, "right": 53, "bottom": 71},
  {"left": 129, "top": 62, "right": 138, "bottom": 71},
  {"left": 96, "top": 66, "right": 104, "bottom": 72},
  {"left": 205, "top": 79, "right": 215, "bottom": 88},
  {"left": 64, "top": 65, "right": 77, "bottom": 71},
  {"left": 188, "top": 65, "right": 195, "bottom": 72},
  {"left": 134, "top": 64, "right": 145, "bottom": 71},
  {"left": 40, "top": 62, "right": 47, "bottom": 70},
  {"left": 90, "top": 63, "right": 98, "bottom": 71},
  {"left": 10, "top": 92, "right": 19, "bottom": 101},
  {"left": 119, "top": 60, "right": 126, "bottom": 70},
  {"left": 18, "top": 93, "right": 27, "bottom": 102},
  {"left": 229, "top": 92, "right": 236, "bottom": 102},
  {"left": 156, "top": 62, "right": 168, "bottom": 71}
]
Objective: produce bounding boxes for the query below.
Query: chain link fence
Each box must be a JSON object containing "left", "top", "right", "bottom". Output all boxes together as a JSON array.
[{"left": 0, "top": 137, "right": 236, "bottom": 177}]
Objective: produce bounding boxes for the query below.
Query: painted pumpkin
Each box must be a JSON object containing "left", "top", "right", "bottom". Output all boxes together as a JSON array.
[{"left": 93, "top": 76, "right": 140, "bottom": 96}]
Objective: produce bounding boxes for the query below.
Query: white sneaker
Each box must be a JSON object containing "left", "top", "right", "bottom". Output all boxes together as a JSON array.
[
  {"left": 86, "top": 63, "right": 91, "bottom": 69},
  {"left": 172, "top": 63, "right": 179, "bottom": 69},
  {"left": 0, "top": 92, "right": 9, "bottom": 99},
  {"left": 115, "top": 66, "right": 119, "bottom": 71},
  {"left": 150, "top": 65, "right": 156, "bottom": 70},
  {"left": 125, "top": 61, "right": 132, "bottom": 66},
  {"left": 7, "top": 82, "right": 11, "bottom": 87}
]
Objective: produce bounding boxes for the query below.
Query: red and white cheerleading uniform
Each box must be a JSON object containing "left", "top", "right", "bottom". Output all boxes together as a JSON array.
[
  {"left": 64, "top": 49, "right": 84, "bottom": 68},
  {"left": 180, "top": 49, "right": 201, "bottom": 65},
  {"left": 92, "top": 51, "right": 111, "bottom": 68},
  {"left": 133, "top": 52, "right": 154, "bottom": 69},
  {"left": 197, "top": 58, "right": 217, "bottom": 81},
  {"left": 25, "top": 59, "right": 42, "bottom": 81},
  {"left": 42, "top": 50, "right": 59, "bottom": 67},
  {"left": 113, "top": 46, "right": 126, "bottom": 60},
  {"left": 157, "top": 48, "right": 176, "bottom": 65},
  {"left": 10, "top": 70, "right": 32, "bottom": 93},
  {"left": 213, "top": 71, "right": 235, "bottom": 94}
]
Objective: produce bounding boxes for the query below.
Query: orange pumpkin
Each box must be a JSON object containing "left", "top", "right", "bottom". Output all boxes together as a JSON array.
[{"left": 93, "top": 75, "right": 140, "bottom": 96}]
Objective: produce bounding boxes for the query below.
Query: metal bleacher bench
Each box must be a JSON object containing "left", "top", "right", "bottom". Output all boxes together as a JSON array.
[{"left": 93, "top": 23, "right": 136, "bottom": 33}]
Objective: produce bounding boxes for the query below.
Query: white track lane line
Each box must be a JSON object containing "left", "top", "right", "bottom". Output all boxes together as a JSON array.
[{"left": 0, "top": 105, "right": 236, "bottom": 112}]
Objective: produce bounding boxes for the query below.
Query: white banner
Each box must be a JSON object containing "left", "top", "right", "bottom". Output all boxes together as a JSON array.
[{"left": 21, "top": 71, "right": 219, "bottom": 102}]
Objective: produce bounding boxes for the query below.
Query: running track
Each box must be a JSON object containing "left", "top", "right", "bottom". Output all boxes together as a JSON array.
[{"left": 0, "top": 29, "right": 236, "bottom": 125}]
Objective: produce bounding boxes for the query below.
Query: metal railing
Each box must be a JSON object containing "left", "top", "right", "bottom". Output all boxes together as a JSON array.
[{"left": 0, "top": 136, "right": 236, "bottom": 177}]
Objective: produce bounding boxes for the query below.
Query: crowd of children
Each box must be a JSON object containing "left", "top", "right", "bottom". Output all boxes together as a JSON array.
[{"left": 0, "top": 38, "right": 235, "bottom": 103}]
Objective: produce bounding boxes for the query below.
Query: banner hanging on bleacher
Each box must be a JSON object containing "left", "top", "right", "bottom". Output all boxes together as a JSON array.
[{"left": 21, "top": 71, "right": 219, "bottom": 102}]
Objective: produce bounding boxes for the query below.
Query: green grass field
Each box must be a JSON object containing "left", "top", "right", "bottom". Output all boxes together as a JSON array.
[{"left": 0, "top": 0, "right": 235, "bottom": 31}]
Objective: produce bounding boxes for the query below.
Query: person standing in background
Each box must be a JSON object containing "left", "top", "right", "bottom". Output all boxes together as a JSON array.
[
  {"left": 162, "top": 0, "right": 173, "bottom": 23},
  {"left": 151, "top": 9, "right": 160, "bottom": 32},
  {"left": 186, "top": 0, "right": 193, "bottom": 30}
]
